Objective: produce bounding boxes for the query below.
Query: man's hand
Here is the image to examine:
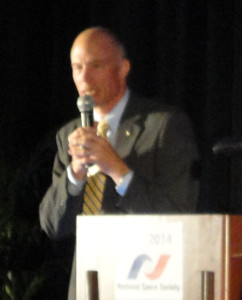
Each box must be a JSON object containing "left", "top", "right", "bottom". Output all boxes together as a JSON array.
[{"left": 68, "top": 127, "right": 130, "bottom": 184}]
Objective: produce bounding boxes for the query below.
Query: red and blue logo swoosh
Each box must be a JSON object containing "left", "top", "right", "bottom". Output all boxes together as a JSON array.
[{"left": 128, "top": 254, "right": 170, "bottom": 280}]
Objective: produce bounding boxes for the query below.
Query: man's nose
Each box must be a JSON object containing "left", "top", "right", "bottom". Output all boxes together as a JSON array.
[{"left": 80, "top": 66, "right": 91, "bottom": 82}]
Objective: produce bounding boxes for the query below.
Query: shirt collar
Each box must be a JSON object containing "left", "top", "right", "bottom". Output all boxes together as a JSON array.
[
  {"left": 94, "top": 89, "right": 130, "bottom": 130},
  {"left": 93, "top": 89, "right": 130, "bottom": 144}
]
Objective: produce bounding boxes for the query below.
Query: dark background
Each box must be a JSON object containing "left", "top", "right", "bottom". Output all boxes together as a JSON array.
[
  {"left": 1, "top": 0, "right": 242, "bottom": 299},
  {"left": 2, "top": 0, "right": 242, "bottom": 212}
]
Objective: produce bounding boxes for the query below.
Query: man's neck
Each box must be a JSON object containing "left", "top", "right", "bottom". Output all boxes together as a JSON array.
[{"left": 94, "top": 88, "right": 127, "bottom": 119}]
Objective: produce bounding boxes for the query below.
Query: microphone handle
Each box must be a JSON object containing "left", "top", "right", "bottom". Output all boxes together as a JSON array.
[{"left": 80, "top": 111, "right": 94, "bottom": 127}]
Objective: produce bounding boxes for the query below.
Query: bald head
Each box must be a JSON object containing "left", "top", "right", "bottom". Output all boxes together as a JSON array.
[{"left": 71, "top": 27, "right": 126, "bottom": 60}]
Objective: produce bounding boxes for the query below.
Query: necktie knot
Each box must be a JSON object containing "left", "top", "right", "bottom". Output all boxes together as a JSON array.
[{"left": 97, "top": 120, "right": 109, "bottom": 138}]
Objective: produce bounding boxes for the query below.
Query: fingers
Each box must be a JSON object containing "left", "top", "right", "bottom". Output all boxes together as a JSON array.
[
  {"left": 68, "top": 127, "right": 88, "bottom": 148},
  {"left": 68, "top": 144, "right": 88, "bottom": 157},
  {"left": 68, "top": 127, "right": 96, "bottom": 155}
]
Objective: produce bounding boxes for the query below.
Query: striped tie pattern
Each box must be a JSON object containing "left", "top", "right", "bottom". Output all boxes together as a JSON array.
[{"left": 82, "top": 120, "right": 109, "bottom": 215}]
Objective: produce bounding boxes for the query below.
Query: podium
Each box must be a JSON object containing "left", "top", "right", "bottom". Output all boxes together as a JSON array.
[{"left": 76, "top": 215, "right": 242, "bottom": 300}]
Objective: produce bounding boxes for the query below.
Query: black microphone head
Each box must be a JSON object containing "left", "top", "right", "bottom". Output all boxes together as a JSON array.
[{"left": 77, "top": 95, "right": 94, "bottom": 112}]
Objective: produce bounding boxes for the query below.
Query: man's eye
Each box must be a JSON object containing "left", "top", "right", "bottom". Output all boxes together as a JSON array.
[
  {"left": 92, "top": 63, "right": 101, "bottom": 69},
  {"left": 73, "top": 65, "right": 82, "bottom": 71}
]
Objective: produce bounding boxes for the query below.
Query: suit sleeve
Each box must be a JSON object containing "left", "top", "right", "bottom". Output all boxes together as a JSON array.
[
  {"left": 116, "top": 109, "right": 200, "bottom": 213},
  {"left": 39, "top": 129, "right": 83, "bottom": 240}
]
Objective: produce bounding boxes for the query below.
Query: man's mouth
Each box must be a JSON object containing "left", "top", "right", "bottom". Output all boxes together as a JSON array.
[{"left": 81, "top": 90, "right": 96, "bottom": 96}]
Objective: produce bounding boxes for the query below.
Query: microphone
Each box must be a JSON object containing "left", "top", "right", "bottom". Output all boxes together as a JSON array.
[{"left": 77, "top": 95, "right": 94, "bottom": 127}]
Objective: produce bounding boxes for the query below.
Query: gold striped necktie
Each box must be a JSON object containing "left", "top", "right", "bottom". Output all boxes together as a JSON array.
[{"left": 82, "top": 121, "right": 109, "bottom": 215}]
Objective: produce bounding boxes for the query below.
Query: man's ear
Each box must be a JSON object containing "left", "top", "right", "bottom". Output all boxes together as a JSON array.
[{"left": 120, "top": 59, "right": 131, "bottom": 79}]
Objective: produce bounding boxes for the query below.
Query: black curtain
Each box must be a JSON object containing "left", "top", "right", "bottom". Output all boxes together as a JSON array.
[{"left": 2, "top": 0, "right": 242, "bottom": 212}]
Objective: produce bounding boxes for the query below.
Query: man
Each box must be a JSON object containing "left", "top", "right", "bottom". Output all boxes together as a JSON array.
[{"left": 39, "top": 27, "right": 199, "bottom": 299}]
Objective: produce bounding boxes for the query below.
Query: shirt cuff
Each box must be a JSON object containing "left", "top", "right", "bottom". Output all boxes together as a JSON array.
[
  {"left": 115, "top": 170, "right": 134, "bottom": 196},
  {"left": 67, "top": 165, "right": 85, "bottom": 196}
]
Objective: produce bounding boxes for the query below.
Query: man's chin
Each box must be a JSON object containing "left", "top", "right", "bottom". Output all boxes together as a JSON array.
[{"left": 80, "top": 90, "right": 96, "bottom": 97}]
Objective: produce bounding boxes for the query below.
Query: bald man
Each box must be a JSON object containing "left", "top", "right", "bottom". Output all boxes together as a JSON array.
[{"left": 39, "top": 27, "right": 199, "bottom": 299}]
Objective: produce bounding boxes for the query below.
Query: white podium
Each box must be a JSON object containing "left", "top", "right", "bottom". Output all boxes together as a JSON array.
[{"left": 76, "top": 215, "right": 242, "bottom": 300}]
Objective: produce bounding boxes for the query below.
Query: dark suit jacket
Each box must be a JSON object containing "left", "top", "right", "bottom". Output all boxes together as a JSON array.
[{"left": 39, "top": 92, "right": 200, "bottom": 299}]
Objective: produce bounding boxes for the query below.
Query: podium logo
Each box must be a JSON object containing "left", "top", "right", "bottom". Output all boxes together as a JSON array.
[{"left": 128, "top": 254, "right": 170, "bottom": 280}]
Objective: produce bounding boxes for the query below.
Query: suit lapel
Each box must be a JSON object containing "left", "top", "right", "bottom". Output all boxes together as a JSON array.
[
  {"left": 114, "top": 93, "right": 146, "bottom": 159},
  {"left": 114, "top": 116, "right": 143, "bottom": 158}
]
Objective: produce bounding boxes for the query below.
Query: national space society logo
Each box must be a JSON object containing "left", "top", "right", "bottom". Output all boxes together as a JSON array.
[
  {"left": 115, "top": 222, "right": 183, "bottom": 300},
  {"left": 128, "top": 254, "right": 170, "bottom": 280}
]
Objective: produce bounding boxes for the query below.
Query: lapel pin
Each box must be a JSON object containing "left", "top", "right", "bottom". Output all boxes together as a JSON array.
[{"left": 125, "top": 130, "right": 131, "bottom": 137}]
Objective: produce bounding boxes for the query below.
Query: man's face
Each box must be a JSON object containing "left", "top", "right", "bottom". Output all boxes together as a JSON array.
[{"left": 71, "top": 33, "right": 130, "bottom": 111}]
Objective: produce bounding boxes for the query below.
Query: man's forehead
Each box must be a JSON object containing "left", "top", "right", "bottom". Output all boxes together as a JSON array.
[{"left": 71, "top": 43, "right": 116, "bottom": 63}]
